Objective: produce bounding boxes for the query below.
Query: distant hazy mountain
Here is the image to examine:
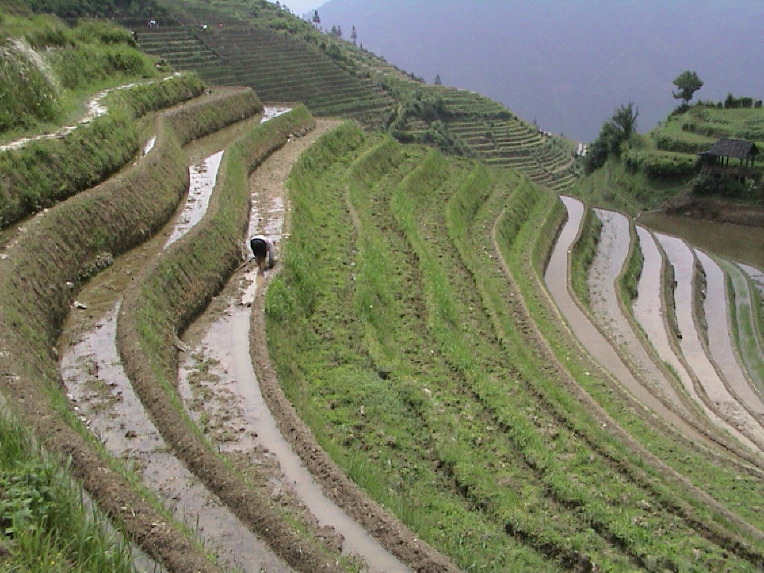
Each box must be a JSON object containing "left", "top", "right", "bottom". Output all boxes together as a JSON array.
[{"left": 316, "top": 0, "right": 763, "bottom": 142}]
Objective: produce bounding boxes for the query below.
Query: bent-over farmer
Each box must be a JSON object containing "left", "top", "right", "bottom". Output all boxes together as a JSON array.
[{"left": 249, "top": 234, "right": 275, "bottom": 271}]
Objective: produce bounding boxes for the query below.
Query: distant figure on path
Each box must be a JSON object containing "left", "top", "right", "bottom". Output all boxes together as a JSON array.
[{"left": 249, "top": 235, "right": 275, "bottom": 271}]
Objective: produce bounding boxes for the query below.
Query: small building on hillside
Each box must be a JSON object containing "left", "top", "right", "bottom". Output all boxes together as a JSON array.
[{"left": 698, "top": 138, "right": 758, "bottom": 179}]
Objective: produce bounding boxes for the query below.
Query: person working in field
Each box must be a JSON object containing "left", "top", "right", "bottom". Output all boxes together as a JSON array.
[{"left": 249, "top": 234, "right": 276, "bottom": 271}]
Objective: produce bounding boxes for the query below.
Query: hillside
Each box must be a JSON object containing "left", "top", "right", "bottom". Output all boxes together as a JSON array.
[
  {"left": 1, "top": 4, "right": 763, "bottom": 573},
  {"left": 124, "top": 0, "right": 580, "bottom": 192}
]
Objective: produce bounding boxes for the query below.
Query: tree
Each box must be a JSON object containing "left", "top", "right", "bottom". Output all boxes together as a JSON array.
[
  {"left": 672, "top": 70, "right": 703, "bottom": 105},
  {"left": 583, "top": 103, "right": 639, "bottom": 174},
  {"left": 612, "top": 102, "right": 638, "bottom": 140},
  {"left": 329, "top": 25, "right": 342, "bottom": 39}
]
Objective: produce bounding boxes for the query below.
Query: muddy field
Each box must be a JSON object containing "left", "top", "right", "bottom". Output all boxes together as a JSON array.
[{"left": 54, "top": 113, "right": 446, "bottom": 572}]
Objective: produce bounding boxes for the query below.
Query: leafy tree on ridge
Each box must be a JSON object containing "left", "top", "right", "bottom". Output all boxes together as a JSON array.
[
  {"left": 672, "top": 70, "right": 703, "bottom": 105},
  {"left": 584, "top": 102, "right": 639, "bottom": 174}
]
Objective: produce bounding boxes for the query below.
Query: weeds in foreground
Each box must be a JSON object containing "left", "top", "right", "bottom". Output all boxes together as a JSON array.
[{"left": 0, "top": 411, "right": 133, "bottom": 572}]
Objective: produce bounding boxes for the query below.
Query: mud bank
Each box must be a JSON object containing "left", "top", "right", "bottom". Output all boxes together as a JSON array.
[
  {"left": 0, "top": 88, "right": 266, "bottom": 572},
  {"left": 656, "top": 233, "right": 764, "bottom": 453},
  {"left": 59, "top": 120, "right": 294, "bottom": 570},
  {"left": 546, "top": 198, "right": 721, "bottom": 452}
]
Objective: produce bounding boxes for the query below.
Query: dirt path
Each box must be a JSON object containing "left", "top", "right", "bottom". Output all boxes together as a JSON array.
[{"left": 0, "top": 73, "right": 181, "bottom": 153}]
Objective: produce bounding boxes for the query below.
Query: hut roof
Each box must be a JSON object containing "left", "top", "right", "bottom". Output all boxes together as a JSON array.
[{"left": 702, "top": 138, "right": 758, "bottom": 159}]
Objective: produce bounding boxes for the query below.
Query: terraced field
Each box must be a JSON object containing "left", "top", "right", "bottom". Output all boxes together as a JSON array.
[
  {"left": 128, "top": 0, "right": 580, "bottom": 194},
  {"left": 263, "top": 125, "right": 762, "bottom": 569},
  {"left": 1, "top": 7, "right": 762, "bottom": 573}
]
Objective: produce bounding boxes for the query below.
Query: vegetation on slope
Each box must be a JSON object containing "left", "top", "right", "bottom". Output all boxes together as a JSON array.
[
  {"left": 0, "top": 409, "right": 134, "bottom": 571},
  {"left": 115, "top": 107, "right": 364, "bottom": 572},
  {"left": 0, "top": 13, "right": 160, "bottom": 133},
  {"left": 576, "top": 93, "right": 763, "bottom": 214},
  {"left": 266, "top": 124, "right": 764, "bottom": 570},
  {"left": 0, "top": 14, "right": 266, "bottom": 562},
  {"left": 97, "top": 0, "right": 580, "bottom": 191},
  {"left": 0, "top": 11, "right": 214, "bottom": 228}
]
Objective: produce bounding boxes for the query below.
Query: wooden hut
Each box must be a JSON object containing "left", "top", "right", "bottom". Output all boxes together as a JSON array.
[{"left": 699, "top": 138, "right": 758, "bottom": 178}]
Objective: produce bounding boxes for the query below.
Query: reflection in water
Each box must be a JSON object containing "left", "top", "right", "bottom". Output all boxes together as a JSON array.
[
  {"left": 696, "top": 250, "right": 764, "bottom": 422},
  {"left": 639, "top": 212, "right": 764, "bottom": 271},
  {"left": 165, "top": 150, "right": 224, "bottom": 248},
  {"left": 656, "top": 233, "right": 764, "bottom": 452}
]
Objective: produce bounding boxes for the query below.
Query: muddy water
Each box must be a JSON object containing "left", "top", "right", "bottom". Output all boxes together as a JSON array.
[
  {"left": 723, "top": 261, "right": 764, "bottom": 393},
  {"left": 589, "top": 210, "right": 693, "bottom": 417},
  {"left": 739, "top": 262, "right": 764, "bottom": 298},
  {"left": 58, "top": 114, "right": 294, "bottom": 572},
  {"left": 178, "top": 122, "right": 411, "bottom": 573},
  {"left": 60, "top": 306, "right": 290, "bottom": 572},
  {"left": 143, "top": 135, "right": 157, "bottom": 155},
  {"left": 655, "top": 233, "right": 764, "bottom": 452},
  {"left": 179, "top": 297, "right": 407, "bottom": 572},
  {"left": 697, "top": 250, "right": 764, "bottom": 424},
  {"left": 638, "top": 212, "right": 764, "bottom": 271},
  {"left": 546, "top": 198, "right": 718, "bottom": 449},
  {"left": 165, "top": 150, "right": 224, "bottom": 248},
  {"left": 632, "top": 227, "right": 763, "bottom": 451}
]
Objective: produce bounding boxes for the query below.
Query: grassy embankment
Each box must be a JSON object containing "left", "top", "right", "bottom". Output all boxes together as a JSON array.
[
  {"left": 0, "top": 13, "right": 210, "bottom": 229},
  {"left": 115, "top": 106, "right": 364, "bottom": 572},
  {"left": 568, "top": 204, "right": 602, "bottom": 307},
  {"left": 496, "top": 186, "right": 764, "bottom": 552},
  {"left": 0, "top": 68, "right": 263, "bottom": 570},
  {"left": 266, "top": 123, "right": 763, "bottom": 570},
  {"left": 0, "top": 408, "right": 134, "bottom": 571},
  {"left": 720, "top": 258, "right": 764, "bottom": 392}
]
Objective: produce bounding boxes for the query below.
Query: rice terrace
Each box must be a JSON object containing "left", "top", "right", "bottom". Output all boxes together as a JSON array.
[{"left": 0, "top": 0, "right": 762, "bottom": 571}]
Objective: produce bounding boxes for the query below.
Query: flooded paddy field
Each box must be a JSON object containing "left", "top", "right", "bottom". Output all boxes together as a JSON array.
[{"left": 547, "top": 197, "right": 764, "bottom": 467}]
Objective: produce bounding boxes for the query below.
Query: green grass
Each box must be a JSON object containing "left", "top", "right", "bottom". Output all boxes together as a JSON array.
[
  {"left": 618, "top": 222, "right": 643, "bottom": 303},
  {"left": 720, "top": 258, "right": 764, "bottom": 390},
  {"left": 0, "top": 72, "right": 206, "bottom": 229},
  {"left": 0, "top": 409, "right": 134, "bottom": 572},
  {"left": 0, "top": 14, "right": 157, "bottom": 133},
  {"left": 569, "top": 203, "right": 602, "bottom": 307},
  {"left": 497, "top": 188, "right": 764, "bottom": 550},
  {"left": 569, "top": 156, "right": 688, "bottom": 216},
  {"left": 267, "top": 126, "right": 764, "bottom": 570}
]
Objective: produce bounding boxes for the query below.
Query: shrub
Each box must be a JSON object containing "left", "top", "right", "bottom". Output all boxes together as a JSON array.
[
  {"left": 624, "top": 149, "right": 696, "bottom": 179},
  {"left": 71, "top": 18, "right": 134, "bottom": 45}
]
